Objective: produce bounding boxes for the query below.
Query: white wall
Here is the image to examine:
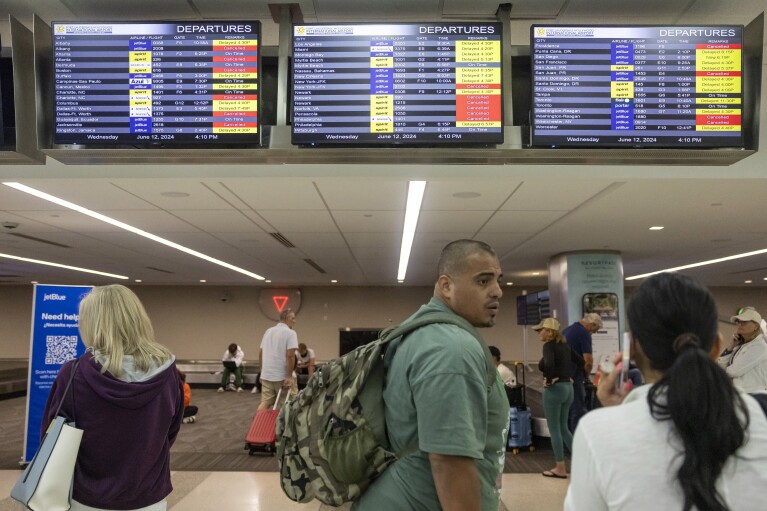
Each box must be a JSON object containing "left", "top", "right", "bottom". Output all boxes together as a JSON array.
[{"left": 1, "top": 284, "right": 763, "bottom": 364}]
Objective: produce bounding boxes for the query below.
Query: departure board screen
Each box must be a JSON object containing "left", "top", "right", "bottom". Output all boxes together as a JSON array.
[
  {"left": 53, "top": 21, "right": 260, "bottom": 146},
  {"left": 292, "top": 23, "right": 503, "bottom": 145},
  {"left": 531, "top": 25, "right": 744, "bottom": 148}
]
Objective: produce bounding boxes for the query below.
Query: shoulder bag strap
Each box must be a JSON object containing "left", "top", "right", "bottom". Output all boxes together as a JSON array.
[{"left": 52, "top": 351, "right": 88, "bottom": 421}]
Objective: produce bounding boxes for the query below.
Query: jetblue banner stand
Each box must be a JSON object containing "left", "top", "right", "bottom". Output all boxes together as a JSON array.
[{"left": 22, "top": 284, "right": 92, "bottom": 463}]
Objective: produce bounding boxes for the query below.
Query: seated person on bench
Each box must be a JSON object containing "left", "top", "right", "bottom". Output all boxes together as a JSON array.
[
  {"left": 218, "top": 343, "right": 245, "bottom": 393},
  {"left": 295, "top": 343, "right": 316, "bottom": 377}
]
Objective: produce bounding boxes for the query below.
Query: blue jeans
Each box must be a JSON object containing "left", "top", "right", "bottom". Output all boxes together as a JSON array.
[{"left": 568, "top": 379, "right": 588, "bottom": 433}]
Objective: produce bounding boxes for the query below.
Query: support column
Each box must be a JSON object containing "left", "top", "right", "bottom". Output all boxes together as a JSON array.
[{"left": 548, "top": 251, "right": 625, "bottom": 371}]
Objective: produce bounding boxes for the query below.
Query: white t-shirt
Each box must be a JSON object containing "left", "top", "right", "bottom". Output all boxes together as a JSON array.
[
  {"left": 296, "top": 347, "right": 315, "bottom": 365},
  {"left": 497, "top": 363, "right": 515, "bottom": 386},
  {"left": 260, "top": 322, "right": 298, "bottom": 381},
  {"left": 565, "top": 385, "right": 767, "bottom": 511}
]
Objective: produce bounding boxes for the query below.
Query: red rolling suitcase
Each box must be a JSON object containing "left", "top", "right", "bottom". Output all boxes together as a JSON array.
[{"left": 245, "top": 388, "right": 290, "bottom": 455}]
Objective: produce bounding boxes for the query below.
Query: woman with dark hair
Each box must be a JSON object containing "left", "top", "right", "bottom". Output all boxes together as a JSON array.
[{"left": 565, "top": 273, "right": 767, "bottom": 511}]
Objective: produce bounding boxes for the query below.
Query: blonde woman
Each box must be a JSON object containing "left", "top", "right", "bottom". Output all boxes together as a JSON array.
[
  {"left": 535, "top": 317, "right": 583, "bottom": 479},
  {"left": 41, "top": 285, "right": 184, "bottom": 511}
]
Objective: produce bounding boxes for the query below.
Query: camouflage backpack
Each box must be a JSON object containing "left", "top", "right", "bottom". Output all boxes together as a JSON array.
[{"left": 276, "top": 311, "right": 496, "bottom": 506}]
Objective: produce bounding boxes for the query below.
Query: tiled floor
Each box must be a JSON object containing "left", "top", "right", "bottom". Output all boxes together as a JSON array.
[{"left": 0, "top": 470, "right": 568, "bottom": 511}]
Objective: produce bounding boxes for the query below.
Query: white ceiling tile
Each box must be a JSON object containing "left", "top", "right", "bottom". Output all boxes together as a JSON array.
[
  {"left": 257, "top": 210, "right": 337, "bottom": 233},
  {"left": 170, "top": 210, "right": 263, "bottom": 233},
  {"left": 417, "top": 210, "right": 494, "bottom": 233},
  {"left": 62, "top": 0, "right": 196, "bottom": 20},
  {"left": 421, "top": 181, "right": 522, "bottom": 211},
  {"left": 221, "top": 179, "right": 326, "bottom": 210},
  {"left": 315, "top": 0, "right": 441, "bottom": 20},
  {"left": 316, "top": 180, "right": 407, "bottom": 210},
  {"left": 480, "top": 210, "right": 569, "bottom": 233},
  {"left": 502, "top": 180, "right": 612, "bottom": 210},
  {"left": 333, "top": 210, "right": 403, "bottom": 233},
  {"left": 113, "top": 180, "right": 235, "bottom": 210}
]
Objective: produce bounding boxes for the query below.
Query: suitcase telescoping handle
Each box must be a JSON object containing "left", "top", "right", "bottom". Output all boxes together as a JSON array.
[
  {"left": 273, "top": 387, "right": 292, "bottom": 410},
  {"left": 514, "top": 361, "right": 526, "bottom": 409}
]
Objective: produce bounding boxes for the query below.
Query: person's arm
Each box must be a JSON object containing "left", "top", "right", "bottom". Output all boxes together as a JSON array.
[
  {"left": 429, "top": 453, "right": 481, "bottom": 511},
  {"left": 168, "top": 375, "right": 185, "bottom": 447},
  {"left": 725, "top": 342, "right": 767, "bottom": 378},
  {"left": 284, "top": 348, "right": 297, "bottom": 388},
  {"left": 583, "top": 353, "right": 594, "bottom": 376},
  {"left": 259, "top": 348, "right": 263, "bottom": 373},
  {"left": 308, "top": 351, "right": 316, "bottom": 377},
  {"left": 235, "top": 348, "right": 244, "bottom": 367}
]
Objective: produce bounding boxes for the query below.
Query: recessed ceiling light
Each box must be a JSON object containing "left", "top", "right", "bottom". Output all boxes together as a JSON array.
[
  {"left": 331, "top": 279, "right": 338, "bottom": 283},
  {"left": 160, "top": 192, "right": 190, "bottom": 198},
  {"left": 265, "top": 279, "right": 272, "bottom": 283},
  {"left": 135, "top": 279, "right": 142, "bottom": 283},
  {"left": 533, "top": 272, "right": 540, "bottom": 276},
  {"left": 30, "top": 281, "right": 38, "bottom": 284},
  {"left": 763, "top": 277, "right": 767, "bottom": 281},
  {"left": 506, "top": 282, "right": 513, "bottom": 286},
  {"left": 745, "top": 280, "right": 753, "bottom": 284},
  {"left": 199, "top": 279, "right": 206, "bottom": 283},
  {"left": 363, "top": 214, "right": 373, "bottom": 218},
  {"left": 452, "top": 192, "right": 481, "bottom": 199},
  {"left": 649, "top": 226, "right": 664, "bottom": 231},
  {"left": 398, "top": 279, "right": 404, "bottom": 283}
]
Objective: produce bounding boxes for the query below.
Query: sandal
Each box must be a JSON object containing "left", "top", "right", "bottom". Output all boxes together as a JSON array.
[{"left": 542, "top": 470, "right": 567, "bottom": 479}]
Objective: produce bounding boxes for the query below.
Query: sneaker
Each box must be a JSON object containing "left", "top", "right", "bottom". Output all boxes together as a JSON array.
[
  {"left": 237, "top": 387, "right": 243, "bottom": 393},
  {"left": 182, "top": 416, "right": 194, "bottom": 424},
  {"left": 251, "top": 386, "right": 258, "bottom": 394},
  {"left": 217, "top": 387, "right": 224, "bottom": 393},
  {"left": 189, "top": 416, "right": 196, "bottom": 423}
]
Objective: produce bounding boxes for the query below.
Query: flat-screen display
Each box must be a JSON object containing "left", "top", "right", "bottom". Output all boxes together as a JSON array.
[
  {"left": 53, "top": 21, "right": 260, "bottom": 146},
  {"left": 531, "top": 25, "right": 744, "bottom": 148},
  {"left": 292, "top": 23, "right": 503, "bottom": 145}
]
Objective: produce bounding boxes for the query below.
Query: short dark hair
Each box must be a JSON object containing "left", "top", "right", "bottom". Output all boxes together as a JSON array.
[
  {"left": 280, "top": 309, "right": 294, "bottom": 322},
  {"left": 437, "top": 239, "right": 496, "bottom": 278},
  {"left": 228, "top": 343, "right": 238, "bottom": 354},
  {"left": 488, "top": 345, "right": 501, "bottom": 360}
]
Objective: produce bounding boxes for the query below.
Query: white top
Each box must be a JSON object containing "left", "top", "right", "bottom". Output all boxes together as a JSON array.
[
  {"left": 564, "top": 385, "right": 767, "bottom": 511},
  {"left": 717, "top": 335, "right": 767, "bottom": 392},
  {"left": 497, "top": 363, "right": 515, "bottom": 386},
  {"left": 296, "top": 347, "right": 315, "bottom": 365},
  {"left": 260, "top": 322, "right": 299, "bottom": 381},
  {"left": 221, "top": 345, "right": 244, "bottom": 367}
]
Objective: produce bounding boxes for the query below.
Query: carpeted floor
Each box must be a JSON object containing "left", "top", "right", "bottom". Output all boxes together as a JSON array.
[{"left": 0, "top": 373, "right": 564, "bottom": 473}]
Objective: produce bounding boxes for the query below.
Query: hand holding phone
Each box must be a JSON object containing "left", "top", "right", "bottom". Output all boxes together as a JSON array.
[{"left": 596, "top": 333, "right": 633, "bottom": 407}]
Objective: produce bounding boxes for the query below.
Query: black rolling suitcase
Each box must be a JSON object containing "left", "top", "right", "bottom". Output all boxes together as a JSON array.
[{"left": 504, "top": 361, "right": 527, "bottom": 409}]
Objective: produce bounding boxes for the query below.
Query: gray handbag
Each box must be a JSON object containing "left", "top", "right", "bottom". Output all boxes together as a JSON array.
[{"left": 11, "top": 356, "right": 84, "bottom": 511}]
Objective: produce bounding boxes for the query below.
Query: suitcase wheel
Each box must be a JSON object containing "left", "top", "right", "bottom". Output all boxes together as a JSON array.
[
  {"left": 512, "top": 448, "right": 519, "bottom": 455},
  {"left": 529, "top": 445, "right": 536, "bottom": 452}
]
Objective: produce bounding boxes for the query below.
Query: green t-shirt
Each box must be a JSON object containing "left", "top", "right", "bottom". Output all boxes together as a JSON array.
[{"left": 354, "top": 298, "right": 510, "bottom": 511}]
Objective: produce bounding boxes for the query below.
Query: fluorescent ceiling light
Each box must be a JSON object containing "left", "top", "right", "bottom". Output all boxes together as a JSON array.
[
  {"left": 626, "top": 247, "right": 767, "bottom": 281},
  {"left": 3, "top": 182, "right": 265, "bottom": 281},
  {"left": 0, "top": 252, "right": 129, "bottom": 280},
  {"left": 397, "top": 181, "right": 426, "bottom": 281}
]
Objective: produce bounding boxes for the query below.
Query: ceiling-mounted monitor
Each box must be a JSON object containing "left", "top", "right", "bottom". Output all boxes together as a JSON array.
[
  {"left": 292, "top": 22, "right": 504, "bottom": 146},
  {"left": 531, "top": 25, "right": 744, "bottom": 148},
  {"left": 52, "top": 21, "right": 260, "bottom": 146}
]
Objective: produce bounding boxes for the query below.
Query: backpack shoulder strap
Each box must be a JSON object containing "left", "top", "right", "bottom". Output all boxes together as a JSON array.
[{"left": 382, "top": 311, "right": 497, "bottom": 391}]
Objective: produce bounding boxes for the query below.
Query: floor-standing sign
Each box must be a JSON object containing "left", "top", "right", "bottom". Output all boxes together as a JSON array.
[{"left": 23, "top": 284, "right": 92, "bottom": 463}]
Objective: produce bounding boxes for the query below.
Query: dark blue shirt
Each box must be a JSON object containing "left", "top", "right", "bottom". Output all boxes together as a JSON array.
[{"left": 562, "top": 322, "right": 592, "bottom": 381}]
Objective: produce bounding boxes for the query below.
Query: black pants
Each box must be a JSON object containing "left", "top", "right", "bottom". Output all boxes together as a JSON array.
[{"left": 183, "top": 405, "right": 198, "bottom": 418}]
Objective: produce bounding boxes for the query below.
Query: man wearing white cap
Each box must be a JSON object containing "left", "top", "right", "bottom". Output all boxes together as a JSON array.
[{"left": 717, "top": 307, "right": 767, "bottom": 392}]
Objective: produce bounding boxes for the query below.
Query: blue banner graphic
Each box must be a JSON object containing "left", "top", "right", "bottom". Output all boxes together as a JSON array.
[{"left": 23, "top": 284, "right": 92, "bottom": 462}]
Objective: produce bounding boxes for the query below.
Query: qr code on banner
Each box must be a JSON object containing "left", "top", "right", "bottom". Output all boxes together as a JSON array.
[{"left": 45, "top": 336, "right": 78, "bottom": 365}]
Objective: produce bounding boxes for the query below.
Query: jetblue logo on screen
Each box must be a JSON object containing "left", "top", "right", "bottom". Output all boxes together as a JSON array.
[
  {"left": 62, "top": 25, "right": 113, "bottom": 35},
  {"left": 43, "top": 293, "right": 67, "bottom": 301}
]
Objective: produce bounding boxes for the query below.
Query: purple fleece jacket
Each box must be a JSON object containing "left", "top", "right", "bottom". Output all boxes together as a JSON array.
[{"left": 42, "top": 352, "right": 184, "bottom": 510}]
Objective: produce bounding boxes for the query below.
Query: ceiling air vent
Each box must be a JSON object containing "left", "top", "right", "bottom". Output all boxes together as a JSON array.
[
  {"left": 145, "top": 266, "right": 174, "bottom": 274},
  {"left": 270, "top": 232, "right": 295, "bottom": 248},
  {"left": 8, "top": 233, "right": 71, "bottom": 248},
  {"left": 303, "top": 259, "right": 327, "bottom": 274}
]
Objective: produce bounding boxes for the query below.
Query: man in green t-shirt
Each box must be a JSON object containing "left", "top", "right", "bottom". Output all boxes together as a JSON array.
[{"left": 354, "top": 240, "right": 509, "bottom": 511}]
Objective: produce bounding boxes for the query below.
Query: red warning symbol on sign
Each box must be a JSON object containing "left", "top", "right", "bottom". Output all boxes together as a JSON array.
[{"left": 272, "top": 296, "right": 289, "bottom": 313}]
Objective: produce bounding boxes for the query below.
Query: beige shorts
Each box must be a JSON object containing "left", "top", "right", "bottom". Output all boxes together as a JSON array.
[{"left": 260, "top": 379, "right": 298, "bottom": 409}]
